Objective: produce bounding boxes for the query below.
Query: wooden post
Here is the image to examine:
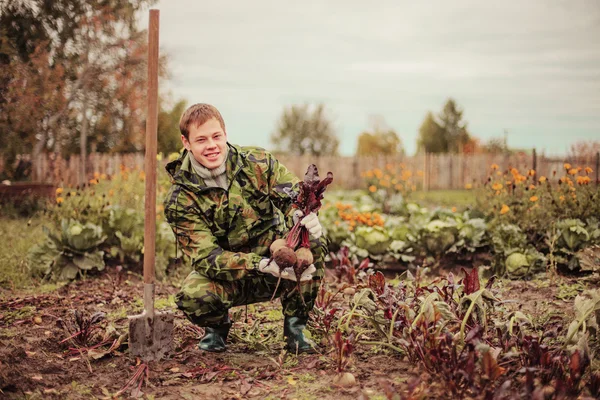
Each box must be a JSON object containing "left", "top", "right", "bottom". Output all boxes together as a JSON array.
[
  {"left": 596, "top": 152, "right": 599, "bottom": 185},
  {"left": 532, "top": 148, "right": 537, "bottom": 172},
  {"left": 144, "top": 9, "right": 159, "bottom": 285}
]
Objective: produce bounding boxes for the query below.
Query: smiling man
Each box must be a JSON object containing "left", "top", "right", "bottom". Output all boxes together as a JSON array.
[{"left": 163, "top": 103, "right": 327, "bottom": 354}]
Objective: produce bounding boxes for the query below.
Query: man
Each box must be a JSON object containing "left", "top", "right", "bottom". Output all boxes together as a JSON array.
[{"left": 163, "top": 103, "right": 327, "bottom": 353}]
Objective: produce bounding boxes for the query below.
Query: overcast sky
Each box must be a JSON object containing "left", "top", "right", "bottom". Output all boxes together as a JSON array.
[{"left": 142, "top": 0, "right": 600, "bottom": 156}]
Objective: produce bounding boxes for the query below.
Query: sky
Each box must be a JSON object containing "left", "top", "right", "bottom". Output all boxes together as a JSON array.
[{"left": 141, "top": 0, "right": 600, "bottom": 156}]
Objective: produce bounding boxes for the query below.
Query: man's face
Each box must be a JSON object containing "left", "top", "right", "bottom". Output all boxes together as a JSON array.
[{"left": 182, "top": 117, "right": 227, "bottom": 169}]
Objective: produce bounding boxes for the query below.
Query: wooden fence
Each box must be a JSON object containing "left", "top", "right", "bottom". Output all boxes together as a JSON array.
[{"left": 2, "top": 151, "right": 599, "bottom": 190}]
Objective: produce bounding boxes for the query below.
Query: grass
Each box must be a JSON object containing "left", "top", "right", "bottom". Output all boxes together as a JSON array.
[
  {"left": 0, "top": 215, "right": 47, "bottom": 290},
  {"left": 409, "top": 189, "right": 478, "bottom": 209}
]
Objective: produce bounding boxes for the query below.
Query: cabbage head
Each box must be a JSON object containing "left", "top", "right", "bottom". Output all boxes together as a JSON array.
[{"left": 354, "top": 226, "right": 392, "bottom": 255}]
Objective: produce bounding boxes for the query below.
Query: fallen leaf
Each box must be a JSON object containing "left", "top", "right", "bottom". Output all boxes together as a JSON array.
[
  {"left": 169, "top": 367, "right": 180, "bottom": 373},
  {"left": 69, "top": 357, "right": 81, "bottom": 362},
  {"left": 31, "top": 375, "right": 43, "bottom": 381},
  {"left": 25, "top": 351, "right": 36, "bottom": 357},
  {"left": 240, "top": 380, "right": 252, "bottom": 395},
  {"left": 43, "top": 388, "right": 59, "bottom": 394},
  {"left": 33, "top": 316, "right": 42, "bottom": 324},
  {"left": 287, "top": 376, "right": 297, "bottom": 386},
  {"left": 44, "top": 331, "right": 51, "bottom": 336}
]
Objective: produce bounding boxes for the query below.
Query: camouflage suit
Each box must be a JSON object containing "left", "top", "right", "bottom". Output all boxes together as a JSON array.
[{"left": 164, "top": 144, "right": 327, "bottom": 327}]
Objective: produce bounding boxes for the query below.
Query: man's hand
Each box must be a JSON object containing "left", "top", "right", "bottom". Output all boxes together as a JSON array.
[
  {"left": 292, "top": 210, "right": 323, "bottom": 239},
  {"left": 280, "top": 264, "right": 317, "bottom": 282}
]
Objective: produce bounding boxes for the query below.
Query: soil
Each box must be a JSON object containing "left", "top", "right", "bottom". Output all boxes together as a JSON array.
[{"left": 0, "top": 265, "right": 598, "bottom": 400}]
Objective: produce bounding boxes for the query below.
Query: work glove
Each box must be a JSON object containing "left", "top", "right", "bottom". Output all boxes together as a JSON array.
[
  {"left": 281, "top": 264, "right": 317, "bottom": 282},
  {"left": 258, "top": 259, "right": 317, "bottom": 282},
  {"left": 292, "top": 210, "right": 323, "bottom": 239}
]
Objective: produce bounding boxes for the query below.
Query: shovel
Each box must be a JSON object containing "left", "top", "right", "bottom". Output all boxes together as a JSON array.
[{"left": 128, "top": 9, "right": 174, "bottom": 362}]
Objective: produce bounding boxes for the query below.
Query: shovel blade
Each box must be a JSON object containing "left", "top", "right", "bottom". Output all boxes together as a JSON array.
[{"left": 128, "top": 312, "right": 175, "bottom": 361}]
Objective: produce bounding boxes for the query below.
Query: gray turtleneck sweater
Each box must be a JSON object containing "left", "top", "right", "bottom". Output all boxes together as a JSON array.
[{"left": 189, "top": 149, "right": 229, "bottom": 189}]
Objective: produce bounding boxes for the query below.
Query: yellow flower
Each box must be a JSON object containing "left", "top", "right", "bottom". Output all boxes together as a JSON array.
[
  {"left": 100, "top": 173, "right": 107, "bottom": 180},
  {"left": 539, "top": 176, "right": 547, "bottom": 183},
  {"left": 584, "top": 167, "right": 593, "bottom": 174},
  {"left": 492, "top": 183, "right": 503, "bottom": 191},
  {"left": 70, "top": 191, "right": 76, "bottom": 197},
  {"left": 156, "top": 153, "right": 163, "bottom": 161},
  {"left": 529, "top": 195, "right": 538, "bottom": 202},
  {"left": 500, "top": 204, "right": 509, "bottom": 214},
  {"left": 55, "top": 187, "right": 64, "bottom": 195},
  {"left": 369, "top": 185, "right": 377, "bottom": 193},
  {"left": 496, "top": 171, "right": 502, "bottom": 176},
  {"left": 559, "top": 195, "right": 565, "bottom": 202},
  {"left": 528, "top": 169, "right": 536, "bottom": 176},
  {"left": 56, "top": 197, "right": 64, "bottom": 204},
  {"left": 564, "top": 163, "right": 571, "bottom": 170},
  {"left": 491, "top": 164, "right": 499, "bottom": 170},
  {"left": 568, "top": 168, "right": 578, "bottom": 175},
  {"left": 465, "top": 183, "right": 472, "bottom": 189}
]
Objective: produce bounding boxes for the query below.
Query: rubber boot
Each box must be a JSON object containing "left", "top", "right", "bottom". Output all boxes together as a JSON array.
[
  {"left": 284, "top": 316, "right": 317, "bottom": 354},
  {"left": 199, "top": 316, "right": 231, "bottom": 352}
]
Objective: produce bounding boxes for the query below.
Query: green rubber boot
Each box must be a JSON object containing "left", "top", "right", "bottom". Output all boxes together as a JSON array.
[
  {"left": 199, "top": 317, "right": 231, "bottom": 352},
  {"left": 284, "top": 316, "right": 317, "bottom": 354}
]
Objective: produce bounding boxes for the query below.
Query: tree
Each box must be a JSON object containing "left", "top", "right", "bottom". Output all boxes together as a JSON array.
[
  {"left": 356, "top": 115, "right": 404, "bottom": 156},
  {"left": 0, "top": 0, "right": 160, "bottom": 182},
  {"left": 271, "top": 103, "right": 339, "bottom": 157},
  {"left": 417, "top": 112, "right": 446, "bottom": 153},
  {"left": 157, "top": 99, "right": 187, "bottom": 155},
  {"left": 416, "top": 99, "right": 472, "bottom": 154},
  {"left": 481, "top": 138, "right": 507, "bottom": 154},
  {"left": 438, "top": 98, "right": 471, "bottom": 153}
]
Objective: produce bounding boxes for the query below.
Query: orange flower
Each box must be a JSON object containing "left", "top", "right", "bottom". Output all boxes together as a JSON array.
[
  {"left": 89, "top": 179, "right": 98, "bottom": 185},
  {"left": 559, "top": 195, "right": 565, "bottom": 202},
  {"left": 93, "top": 172, "right": 100, "bottom": 179},
  {"left": 55, "top": 187, "right": 64, "bottom": 195},
  {"left": 529, "top": 195, "right": 538, "bottom": 202},
  {"left": 496, "top": 171, "right": 502, "bottom": 176},
  {"left": 492, "top": 183, "right": 503, "bottom": 191},
  {"left": 451, "top": 207, "right": 457, "bottom": 213},
  {"left": 56, "top": 197, "right": 64, "bottom": 204},
  {"left": 491, "top": 164, "right": 499, "bottom": 170},
  {"left": 500, "top": 204, "right": 509, "bottom": 214},
  {"left": 528, "top": 169, "right": 536, "bottom": 176},
  {"left": 568, "top": 168, "right": 578, "bottom": 175},
  {"left": 539, "top": 176, "right": 547, "bottom": 183},
  {"left": 369, "top": 185, "right": 377, "bottom": 193},
  {"left": 529, "top": 184, "right": 536, "bottom": 190},
  {"left": 584, "top": 167, "right": 593, "bottom": 174},
  {"left": 465, "top": 183, "right": 472, "bottom": 189},
  {"left": 564, "top": 163, "right": 571, "bottom": 170}
]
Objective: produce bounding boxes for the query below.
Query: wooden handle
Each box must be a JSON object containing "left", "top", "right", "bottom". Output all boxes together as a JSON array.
[{"left": 144, "top": 9, "right": 159, "bottom": 284}]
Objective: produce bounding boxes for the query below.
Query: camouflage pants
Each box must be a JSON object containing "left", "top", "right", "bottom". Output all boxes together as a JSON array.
[{"left": 175, "top": 239, "right": 326, "bottom": 327}]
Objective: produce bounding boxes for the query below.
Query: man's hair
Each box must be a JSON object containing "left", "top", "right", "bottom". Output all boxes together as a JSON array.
[{"left": 179, "top": 103, "right": 226, "bottom": 139}]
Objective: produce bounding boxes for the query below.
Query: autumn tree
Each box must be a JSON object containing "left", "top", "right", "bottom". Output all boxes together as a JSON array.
[
  {"left": 271, "top": 103, "right": 339, "bottom": 156},
  {"left": 356, "top": 115, "right": 404, "bottom": 156},
  {"left": 0, "top": 0, "right": 161, "bottom": 182}
]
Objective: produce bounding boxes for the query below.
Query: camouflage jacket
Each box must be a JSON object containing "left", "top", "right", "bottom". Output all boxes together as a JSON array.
[{"left": 164, "top": 143, "right": 300, "bottom": 281}]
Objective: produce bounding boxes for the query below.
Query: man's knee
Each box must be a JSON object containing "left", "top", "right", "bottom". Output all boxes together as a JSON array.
[{"left": 175, "top": 271, "right": 229, "bottom": 325}]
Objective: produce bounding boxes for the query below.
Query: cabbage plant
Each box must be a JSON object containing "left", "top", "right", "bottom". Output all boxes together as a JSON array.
[{"left": 28, "top": 219, "right": 107, "bottom": 281}]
